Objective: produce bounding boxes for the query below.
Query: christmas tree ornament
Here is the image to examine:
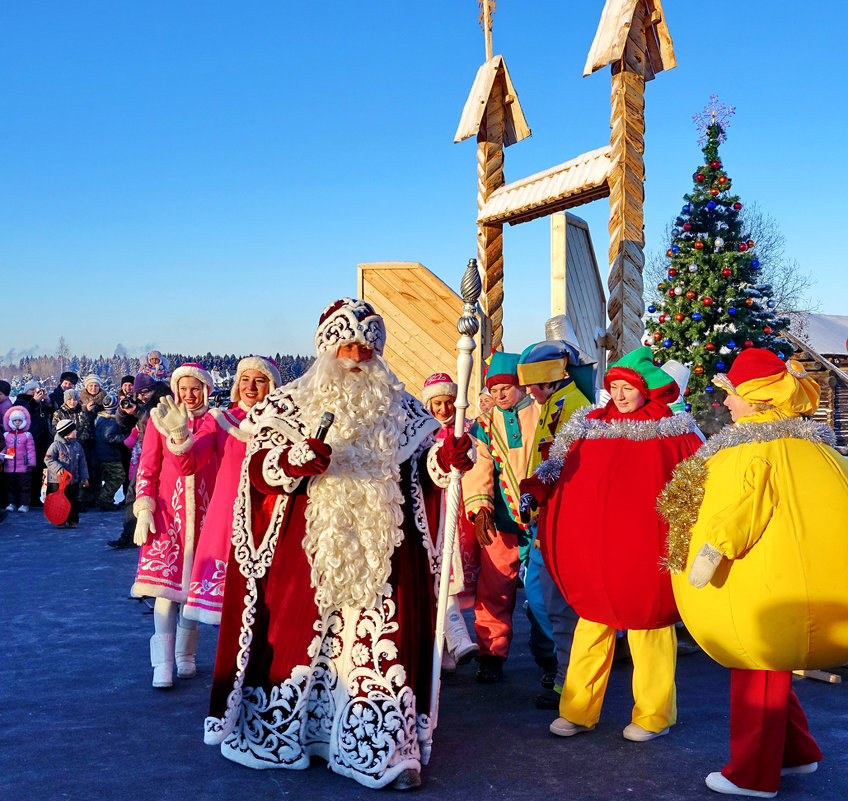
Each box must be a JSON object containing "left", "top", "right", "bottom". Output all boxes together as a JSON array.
[
  {"left": 722, "top": 268, "right": 732, "bottom": 277},
  {"left": 659, "top": 314, "right": 667, "bottom": 323},
  {"left": 692, "top": 312, "right": 702, "bottom": 321},
  {"left": 763, "top": 326, "right": 773, "bottom": 334},
  {"left": 682, "top": 203, "right": 692, "bottom": 213},
  {"left": 647, "top": 304, "right": 656, "bottom": 313},
  {"left": 710, "top": 160, "right": 721, "bottom": 169},
  {"left": 657, "top": 282, "right": 665, "bottom": 291},
  {"left": 688, "top": 263, "right": 698, "bottom": 272},
  {"left": 684, "top": 403, "right": 692, "bottom": 412},
  {"left": 727, "top": 340, "right": 737, "bottom": 349},
  {"left": 767, "top": 299, "right": 776, "bottom": 308},
  {"left": 702, "top": 297, "right": 713, "bottom": 306},
  {"left": 738, "top": 242, "right": 748, "bottom": 251},
  {"left": 686, "top": 291, "right": 696, "bottom": 300},
  {"left": 747, "top": 239, "right": 755, "bottom": 248},
  {"left": 727, "top": 307, "right": 737, "bottom": 316},
  {"left": 745, "top": 298, "right": 754, "bottom": 306},
  {"left": 710, "top": 187, "right": 720, "bottom": 196},
  {"left": 683, "top": 222, "right": 692, "bottom": 231},
  {"left": 671, "top": 245, "right": 680, "bottom": 253},
  {"left": 672, "top": 228, "right": 681, "bottom": 236},
  {"left": 716, "top": 361, "right": 726, "bottom": 371},
  {"left": 695, "top": 173, "right": 705, "bottom": 182},
  {"left": 718, "top": 176, "right": 728, "bottom": 184},
  {"left": 694, "top": 365, "right": 704, "bottom": 375},
  {"left": 668, "top": 289, "right": 676, "bottom": 297},
  {"left": 653, "top": 331, "right": 662, "bottom": 341},
  {"left": 675, "top": 313, "right": 684, "bottom": 321},
  {"left": 743, "top": 339, "right": 754, "bottom": 348},
  {"left": 714, "top": 238, "right": 724, "bottom": 248},
  {"left": 711, "top": 401, "right": 721, "bottom": 408},
  {"left": 705, "top": 342, "right": 716, "bottom": 351},
  {"left": 733, "top": 201, "right": 743, "bottom": 210},
  {"left": 694, "top": 241, "right": 704, "bottom": 250},
  {"left": 666, "top": 249, "right": 673, "bottom": 257},
  {"left": 663, "top": 339, "right": 673, "bottom": 348},
  {"left": 674, "top": 287, "right": 684, "bottom": 296},
  {"left": 707, "top": 201, "right": 717, "bottom": 210},
  {"left": 705, "top": 385, "right": 714, "bottom": 394},
  {"left": 668, "top": 268, "right": 677, "bottom": 277}
]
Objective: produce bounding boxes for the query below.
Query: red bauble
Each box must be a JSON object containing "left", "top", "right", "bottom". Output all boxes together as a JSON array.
[
  {"left": 684, "top": 386, "right": 691, "bottom": 396},
  {"left": 686, "top": 290, "right": 696, "bottom": 300},
  {"left": 738, "top": 242, "right": 748, "bottom": 251},
  {"left": 668, "top": 268, "right": 677, "bottom": 277},
  {"left": 733, "top": 202, "right": 743, "bottom": 210},
  {"left": 722, "top": 268, "right": 732, "bottom": 277},
  {"left": 745, "top": 298, "right": 754, "bottom": 306},
  {"left": 710, "top": 160, "right": 721, "bottom": 169},
  {"left": 703, "top": 297, "right": 713, "bottom": 306},
  {"left": 747, "top": 239, "right": 755, "bottom": 248},
  {"left": 657, "top": 282, "right": 665, "bottom": 291},
  {"left": 694, "top": 365, "right": 704, "bottom": 375},
  {"left": 659, "top": 314, "right": 667, "bottom": 323},
  {"left": 666, "top": 249, "right": 673, "bottom": 257},
  {"left": 763, "top": 326, "right": 773, "bottom": 335},
  {"left": 683, "top": 222, "right": 692, "bottom": 231},
  {"left": 744, "top": 339, "right": 754, "bottom": 348},
  {"left": 718, "top": 176, "right": 728, "bottom": 184},
  {"left": 668, "top": 289, "right": 676, "bottom": 297},
  {"left": 695, "top": 173, "right": 705, "bottom": 182},
  {"left": 653, "top": 331, "right": 662, "bottom": 341},
  {"left": 694, "top": 241, "right": 704, "bottom": 250},
  {"left": 710, "top": 187, "right": 720, "bottom": 196},
  {"left": 675, "top": 313, "right": 684, "bottom": 321},
  {"left": 705, "top": 342, "right": 716, "bottom": 351}
]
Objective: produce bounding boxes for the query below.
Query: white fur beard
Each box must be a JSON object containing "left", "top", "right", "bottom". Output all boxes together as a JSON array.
[{"left": 295, "top": 352, "right": 407, "bottom": 615}]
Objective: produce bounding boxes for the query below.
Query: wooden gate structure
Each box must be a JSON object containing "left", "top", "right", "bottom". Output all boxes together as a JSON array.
[{"left": 457, "top": 0, "right": 676, "bottom": 361}]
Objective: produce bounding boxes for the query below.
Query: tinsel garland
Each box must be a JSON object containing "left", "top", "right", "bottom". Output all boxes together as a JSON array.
[
  {"left": 659, "top": 417, "right": 837, "bottom": 573},
  {"left": 535, "top": 406, "right": 702, "bottom": 486}
]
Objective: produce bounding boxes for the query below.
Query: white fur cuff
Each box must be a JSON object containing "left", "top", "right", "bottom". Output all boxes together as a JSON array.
[
  {"left": 133, "top": 495, "right": 156, "bottom": 516},
  {"left": 166, "top": 432, "right": 194, "bottom": 456},
  {"left": 287, "top": 440, "right": 316, "bottom": 467},
  {"left": 426, "top": 444, "right": 452, "bottom": 489}
]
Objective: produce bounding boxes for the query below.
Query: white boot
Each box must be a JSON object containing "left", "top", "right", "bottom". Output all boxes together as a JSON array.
[
  {"left": 175, "top": 625, "right": 199, "bottom": 679},
  {"left": 150, "top": 633, "right": 175, "bottom": 688},
  {"left": 441, "top": 646, "right": 457, "bottom": 674},
  {"left": 444, "top": 598, "right": 479, "bottom": 665}
]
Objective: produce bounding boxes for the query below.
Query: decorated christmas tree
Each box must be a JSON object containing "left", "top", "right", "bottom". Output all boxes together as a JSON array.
[{"left": 645, "top": 97, "right": 789, "bottom": 421}]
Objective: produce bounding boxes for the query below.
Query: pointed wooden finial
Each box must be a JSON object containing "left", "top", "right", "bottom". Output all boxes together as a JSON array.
[{"left": 478, "top": 0, "right": 496, "bottom": 62}]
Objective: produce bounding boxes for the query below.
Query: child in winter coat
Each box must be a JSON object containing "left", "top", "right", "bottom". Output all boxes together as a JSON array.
[
  {"left": 3, "top": 406, "right": 36, "bottom": 512},
  {"left": 139, "top": 350, "right": 170, "bottom": 380},
  {"left": 44, "top": 419, "right": 89, "bottom": 528},
  {"left": 94, "top": 395, "right": 126, "bottom": 511}
]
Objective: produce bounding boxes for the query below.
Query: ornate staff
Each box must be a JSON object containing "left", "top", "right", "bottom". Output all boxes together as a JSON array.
[{"left": 426, "top": 258, "right": 482, "bottom": 755}]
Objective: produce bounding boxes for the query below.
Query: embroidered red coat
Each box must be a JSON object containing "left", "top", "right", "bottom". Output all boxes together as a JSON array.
[
  {"left": 132, "top": 409, "right": 216, "bottom": 602},
  {"left": 205, "top": 386, "right": 443, "bottom": 789},
  {"left": 540, "top": 404, "right": 702, "bottom": 631}
]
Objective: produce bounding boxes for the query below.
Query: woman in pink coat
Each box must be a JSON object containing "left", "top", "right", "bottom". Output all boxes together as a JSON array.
[
  {"left": 169, "top": 357, "right": 281, "bottom": 625},
  {"left": 131, "top": 363, "right": 217, "bottom": 688}
]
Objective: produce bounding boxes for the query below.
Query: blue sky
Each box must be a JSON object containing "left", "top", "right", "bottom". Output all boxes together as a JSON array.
[{"left": 3, "top": 1, "right": 846, "bottom": 363}]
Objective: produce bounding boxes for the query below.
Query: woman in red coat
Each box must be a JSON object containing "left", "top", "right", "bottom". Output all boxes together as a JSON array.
[{"left": 524, "top": 347, "right": 702, "bottom": 742}]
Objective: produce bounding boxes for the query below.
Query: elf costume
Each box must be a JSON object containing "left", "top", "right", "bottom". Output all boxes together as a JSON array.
[
  {"left": 531, "top": 347, "right": 702, "bottom": 739},
  {"left": 660, "top": 348, "right": 848, "bottom": 797}
]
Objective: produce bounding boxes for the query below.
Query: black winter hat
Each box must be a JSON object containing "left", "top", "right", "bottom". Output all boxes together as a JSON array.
[
  {"left": 56, "top": 419, "right": 76, "bottom": 437},
  {"left": 120, "top": 375, "right": 134, "bottom": 386},
  {"left": 0, "top": 380, "right": 10, "bottom": 396},
  {"left": 60, "top": 372, "right": 79, "bottom": 385}
]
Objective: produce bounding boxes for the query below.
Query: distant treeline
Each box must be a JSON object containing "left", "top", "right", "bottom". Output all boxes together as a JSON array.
[{"left": 0, "top": 352, "right": 314, "bottom": 392}]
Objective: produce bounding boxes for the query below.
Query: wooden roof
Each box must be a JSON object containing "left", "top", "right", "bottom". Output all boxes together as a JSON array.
[
  {"left": 454, "top": 55, "right": 531, "bottom": 146},
  {"left": 477, "top": 146, "right": 612, "bottom": 226},
  {"left": 584, "top": 0, "right": 676, "bottom": 78},
  {"left": 357, "top": 262, "right": 483, "bottom": 403}
]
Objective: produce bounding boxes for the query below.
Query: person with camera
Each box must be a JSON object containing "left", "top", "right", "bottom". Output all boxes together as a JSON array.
[{"left": 13, "top": 381, "right": 56, "bottom": 507}]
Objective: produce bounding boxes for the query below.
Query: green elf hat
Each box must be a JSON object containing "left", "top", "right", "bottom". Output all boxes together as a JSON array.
[
  {"left": 485, "top": 351, "right": 521, "bottom": 390},
  {"left": 604, "top": 346, "right": 679, "bottom": 405}
]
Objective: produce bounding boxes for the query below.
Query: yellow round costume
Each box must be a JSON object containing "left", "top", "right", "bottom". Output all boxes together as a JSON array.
[{"left": 661, "top": 362, "right": 848, "bottom": 671}]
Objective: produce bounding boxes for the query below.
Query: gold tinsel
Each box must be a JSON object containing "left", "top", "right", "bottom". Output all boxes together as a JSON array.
[{"left": 658, "top": 456, "right": 708, "bottom": 573}]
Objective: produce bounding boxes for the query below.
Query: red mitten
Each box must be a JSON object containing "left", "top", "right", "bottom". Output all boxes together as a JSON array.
[
  {"left": 281, "top": 438, "right": 332, "bottom": 477},
  {"left": 435, "top": 433, "right": 474, "bottom": 473},
  {"left": 518, "top": 476, "right": 552, "bottom": 509}
]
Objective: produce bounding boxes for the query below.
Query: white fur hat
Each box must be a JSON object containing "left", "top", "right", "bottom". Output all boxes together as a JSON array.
[
  {"left": 421, "top": 372, "right": 458, "bottom": 409},
  {"left": 170, "top": 362, "right": 214, "bottom": 404},
  {"left": 231, "top": 356, "right": 283, "bottom": 403},
  {"left": 83, "top": 374, "right": 102, "bottom": 389},
  {"left": 314, "top": 298, "right": 386, "bottom": 356}
]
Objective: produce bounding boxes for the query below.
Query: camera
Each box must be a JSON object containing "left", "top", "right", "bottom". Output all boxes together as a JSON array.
[{"left": 120, "top": 395, "right": 136, "bottom": 410}]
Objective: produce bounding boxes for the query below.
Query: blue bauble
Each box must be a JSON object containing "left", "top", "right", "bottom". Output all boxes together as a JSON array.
[
  {"left": 682, "top": 203, "right": 692, "bottom": 213},
  {"left": 716, "top": 361, "right": 726, "bottom": 371},
  {"left": 663, "top": 339, "right": 673, "bottom": 348},
  {"left": 705, "top": 385, "right": 714, "bottom": 393},
  {"left": 671, "top": 245, "right": 680, "bottom": 253},
  {"left": 684, "top": 403, "right": 692, "bottom": 412},
  {"left": 672, "top": 228, "right": 681, "bottom": 236},
  {"left": 692, "top": 312, "right": 702, "bottom": 321},
  {"left": 707, "top": 201, "right": 717, "bottom": 210},
  {"left": 728, "top": 307, "right": 737, "bottom": 316},
  {"left": 647, "top": 304, "right": 656, "bottom": 313},
  {"left": 751, "top": 259, "right": 760, "bottom": 268},
  {"left": 727, "top": 340, "right": 737, "bottom": 349}
]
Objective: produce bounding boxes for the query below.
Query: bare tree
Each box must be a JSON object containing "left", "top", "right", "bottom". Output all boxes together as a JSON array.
[{"left": 56, "top": 336, "right": 70, "bottom": 370}]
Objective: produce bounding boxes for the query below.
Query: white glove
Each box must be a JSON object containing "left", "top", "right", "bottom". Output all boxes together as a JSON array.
[
  {"left": 154, "top": 396, "right": 190, "bottom": 442},
  {"left": 133, "top": 508, "right": 157, "bottom": 546},
  {"left": 688, "top": 543, "right": 723, "bottom": 588}
]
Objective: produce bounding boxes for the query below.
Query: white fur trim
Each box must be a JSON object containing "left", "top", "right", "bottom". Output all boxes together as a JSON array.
[
  {"left": 263, "top": 445, "right": 300, "bottom": 494},
  {"left": 314, "top": 297, "right": 386, "bottom": 355},
  {"left": 426, "top": 443, "right": 452, "bottom": 488},
  {"left": 230, "top": 356, "right": 283, "bottom": 403},
  {"left": 170, "top": 364, "right": 214, "bottom": 404},
  {"left": 422, "top": 381, "right": 458, "bottom": 408},
  {"left": 166, "top": 432, "right": 194, "bottom": 456},
  {"left": 209, "top": 408, "right": 251, "bottom": 441}
]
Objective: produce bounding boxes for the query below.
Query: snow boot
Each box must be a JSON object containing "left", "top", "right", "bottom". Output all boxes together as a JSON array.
[
  {"left": 175, "top": 625, "right": 199, "bottom": 679},
  {"left": 444, "top": 598, "right": 478, "bottom": 665},
  {"left": 150, "top": 633, "right": 175, "bottom": 689}
]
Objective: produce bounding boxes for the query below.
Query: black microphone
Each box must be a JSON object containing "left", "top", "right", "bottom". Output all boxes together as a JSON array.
[{"left": 315, "top": 411, "right": 335, "bottom": 441}]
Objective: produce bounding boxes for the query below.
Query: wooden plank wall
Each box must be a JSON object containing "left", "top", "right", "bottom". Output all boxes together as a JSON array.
[
  {"left": 358, "top": 262, "right": 483, "bottom": 409},
  {"left": 794, "top": 352, "right": 848, "bottom": 454}
]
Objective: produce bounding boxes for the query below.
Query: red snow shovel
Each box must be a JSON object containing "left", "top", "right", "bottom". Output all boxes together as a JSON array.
[{"left": 44, "top": 471, "right": 73, "bottom": 526}]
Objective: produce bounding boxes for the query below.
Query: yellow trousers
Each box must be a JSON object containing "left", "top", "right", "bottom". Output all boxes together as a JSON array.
[{"left": 560, "top": 618, "right": 678, "bottom": 732}]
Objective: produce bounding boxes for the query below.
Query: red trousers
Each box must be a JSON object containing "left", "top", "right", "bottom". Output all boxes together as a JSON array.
[
  {"left": 722, "top": 669, "right": 822, "bottom": 793},
  {"left": 474, "top": 529, "right": 520, "bottom": 659}
]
